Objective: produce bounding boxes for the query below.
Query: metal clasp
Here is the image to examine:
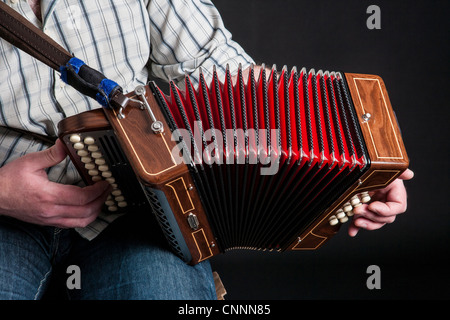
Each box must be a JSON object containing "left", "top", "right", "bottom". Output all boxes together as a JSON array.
[
  {"left": 134, "top": 85, "right": 164, "bottom": 134},
  {"left": 187, "top": 213, "right": 199, "bottom": 230}
]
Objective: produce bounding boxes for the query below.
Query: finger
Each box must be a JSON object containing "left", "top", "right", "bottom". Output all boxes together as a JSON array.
[
  {"left": 40, "top": 185, "right": 111, "bottom": 227},
  {"left": 358, "top": 181, "right": 408, "bottom": 217},
  {"left": 45, "top": 215, "right": 100, "bottom": 229},
  {"left": 398, "top": 168, "right": 414, "bottom": 181},
  {"left": 347, "top": 216, "right": 387, "bottom": 237},
  {"left": 59, "top": 185, "right": 111, "bottom": 218},
  {"left": 353, "top": 205, "right": 397, "bottom": 224},
  {"left": 348, "top": 224, "right": 361, "bottom": 237},
  {"left": 354, "top": 201, "right": 402, "bottom": 218},
  {"left": 352, "top": 216, "right": 386, "bottom": 232},
  {"left": 32, "top": 203, "right": 99, "bottom": 228},
  {"left": 367, "top": 199, "right": 406, "bottom": 217},
  {"left": 43, "top": 180, "right": 112, "bottom": 206},
  {"left": 24, "top": 139, "right": 67, "bottom": 170},
  {"left": 349, "top": 204, "right": 396, "bottom": 237}
]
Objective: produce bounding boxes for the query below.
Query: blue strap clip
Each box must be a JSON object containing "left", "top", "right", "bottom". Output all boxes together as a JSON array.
[{"left": 59, "top": 57, "right": 121, "bottom": 108}]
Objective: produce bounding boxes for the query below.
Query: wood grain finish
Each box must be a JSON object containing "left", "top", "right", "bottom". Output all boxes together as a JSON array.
[
  {"left": 104, "top": 90, "right": 185, "bottom": 185},
  {"left": 58, "top": 108, "right": 111, "bottom": 135},
  {"left": 161, "top": 173, "right": 220, "bottom": 263},
  {"left": 346, "top": 73, "right": 408, "bottom": 168}
]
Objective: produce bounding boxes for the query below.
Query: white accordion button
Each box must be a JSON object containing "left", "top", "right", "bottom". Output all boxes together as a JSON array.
[
  {"left": 339, "top": 216, "right": 349, "bottom": 223},
  {"left": 334, "top": 209, "right": 349, "bottom": 224},
  {"left": 111, "top": 189, "right": 122, "bottom": 196},
  {"left": 343, "top": 202, "right": 353, "bottom": 212},
  {"left": 84, "top": 136, "right": 95, "bottom": 145},
  {"left": 95, "top": 158, "right": 106, "bottom": 165},
  {"left": 85, "top": 163, "right": 95, "bottom": 170},
  {"left": 101, "top": 171, "right": 112, "bottom": 178},
  {"left": 118, "top": 201, "right": 127, "bottom": 208},
  {"left": 98, "top": 165, "right": 109, "bottom": 172},
  {"left": 88, "top": 145, "right": 99, "bottom": 152},
  {"left": 114, "top": 196, "right": 125, "bottom": 202},
  {"left": 105, "top": 177, "right": 115, "bottom": 184},
  {"left": 91, "top": 151, "right": 102, "bottom": 159},
  {"left": 80, "top": 156, "right": 92, "bottom": 164},
  {"left": 69, "top": 134, "right": 81, "bottom": 143},
  {"left": 108, "top": 205, "right": 118, "bottom": 212},
  {"left": 73, "top": 142, "right": 84, "bottom": 150},
  {"left": 88, "top": 169, "right": 99, "bottom": 176},
  {"left": 329, "top": 215, "right": 339, "bottom": 226},
  {"left": 350, "top": 195, "right": 361, "bottom": 207},
  {"left": 361, "top": 192, "right": 371, "bottom": 203},
  {"left": 336, "top": 209, "right": 346, "bottom": 219},
  {"left": 77, "top": 150, "right": 88, "bottom": 157}
]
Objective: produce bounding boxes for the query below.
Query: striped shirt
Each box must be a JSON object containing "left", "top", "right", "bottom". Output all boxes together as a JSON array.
[{"left": 0, "top": 0, "right": 254, "bottom": 239}]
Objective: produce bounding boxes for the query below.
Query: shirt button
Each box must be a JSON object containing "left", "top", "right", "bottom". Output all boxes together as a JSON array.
[{"left": 9, "top": 0, "right": 19, "bottom": 4}]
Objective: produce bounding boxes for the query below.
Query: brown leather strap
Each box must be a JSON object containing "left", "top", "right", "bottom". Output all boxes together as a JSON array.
[
  {"left": 0, "top": 1, "right": 71, "bottom": 70},
  {"left": 2, "top": 126, "right": 56, "bottom": 145},
  {"left": 0, "top": 2, "right": 130, "bottom": 112}
]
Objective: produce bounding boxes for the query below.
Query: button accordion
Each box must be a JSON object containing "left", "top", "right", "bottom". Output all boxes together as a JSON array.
[{"left": 58, "top": 65, "right": 409, "bottom": 265}]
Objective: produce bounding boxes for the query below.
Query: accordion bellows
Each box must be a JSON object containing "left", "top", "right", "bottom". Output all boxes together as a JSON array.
[{"left": 58, "top": 65, "right": 409, "bottom": 265}]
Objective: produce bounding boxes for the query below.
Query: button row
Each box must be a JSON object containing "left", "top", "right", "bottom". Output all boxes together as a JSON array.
[
  {"left": 70, "top": 134, "right": 127, "bottom": 212},
  {"left": 328, "top": 192, "right": 371, "bottom": 226}
]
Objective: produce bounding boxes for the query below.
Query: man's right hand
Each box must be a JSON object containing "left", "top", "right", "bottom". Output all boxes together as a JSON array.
[{"left": 0, "top": 139, "right": 111, "bottom": 228}]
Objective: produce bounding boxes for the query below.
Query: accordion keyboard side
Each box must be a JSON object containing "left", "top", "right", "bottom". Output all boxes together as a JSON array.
[
  {"left": 58, "top": 109, "right": 149, "bottom": 214},
  {"left": 58, "top": 108, "right": 220, "bottom": 265},
  {"left": 288, "top": 73, "right": 409, "bottom": 250}
]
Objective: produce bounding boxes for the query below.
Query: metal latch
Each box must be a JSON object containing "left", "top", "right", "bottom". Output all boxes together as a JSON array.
[
  {"left": 134, "top": 85, "right": 164, "bottom": 134},
  {"left": 187, "top": 213, "right": 199, "bottom": 230}
]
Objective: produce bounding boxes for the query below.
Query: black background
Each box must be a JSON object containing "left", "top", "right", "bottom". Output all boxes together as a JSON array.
[{"left": 205, "top": 0, "right": 450, "bottom": 300}]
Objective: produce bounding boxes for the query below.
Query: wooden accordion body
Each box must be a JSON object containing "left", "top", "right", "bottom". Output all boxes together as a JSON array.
[{"left": 58, "top": 66, "right": 409, "bottom": 265}]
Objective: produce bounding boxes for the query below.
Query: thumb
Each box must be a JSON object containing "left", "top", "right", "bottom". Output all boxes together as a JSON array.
[{"left": 26, "top": 139, "right": 68, "bottom": 170}]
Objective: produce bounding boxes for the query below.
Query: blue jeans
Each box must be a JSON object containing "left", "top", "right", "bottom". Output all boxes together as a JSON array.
[{"left": 0, "top": 213, "right": 216, "bottom": 300}]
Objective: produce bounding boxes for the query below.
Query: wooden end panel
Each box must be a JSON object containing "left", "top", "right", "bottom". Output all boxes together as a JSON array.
[
  {"left": 104, "top": 85, "right": 186, "bottom": 185},
  {"left": 344, "top": 73, "right": 409, "bottom": 170},
  {"left": 104, "top": 85, "right": 220, "bottom": 264},
  {"left": 58, "top": 108, "right": 111, "bottom": 136},
  {"left": 160, "top": 173, "right": 221, "bottom": 265}
]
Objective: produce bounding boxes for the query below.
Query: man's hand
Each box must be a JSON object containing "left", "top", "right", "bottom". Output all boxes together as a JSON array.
[
  {"left": 0, "top": 139, "right": 111, "bottom": 228},
  {"left": 348, "top": 169, "right": 414, "bottom": 237}
]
